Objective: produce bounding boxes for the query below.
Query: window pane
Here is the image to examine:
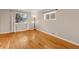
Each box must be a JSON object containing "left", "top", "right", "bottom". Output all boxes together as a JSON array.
[
  {"left": 16, "top": 13, "right": 27, "bottom": 23},
  {"left": 50, "top": 13, "right": 55, "bottom": 19},
  {"left": 46, "top": 14, "right": 49, "bottom": 19}
]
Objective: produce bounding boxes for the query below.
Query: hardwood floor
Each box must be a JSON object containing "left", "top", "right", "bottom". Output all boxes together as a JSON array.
[{"left": 0, "top": 30, "right": 79, "bottom": 49}]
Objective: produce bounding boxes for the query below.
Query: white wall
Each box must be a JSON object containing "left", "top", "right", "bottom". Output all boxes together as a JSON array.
[
  {"left": 0, "top": 9, "right": 11, "bottom": 34},
  {"left": 0, "top": 9, "right": 34, "bottom": 33},
  {"left": 36, "top": 9, "right": 79, "bottom": 44}
]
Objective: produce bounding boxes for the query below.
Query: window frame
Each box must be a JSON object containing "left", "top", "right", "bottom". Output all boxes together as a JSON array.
[{"left": 44, "top": 11, "right": 56, "bottom": 20}]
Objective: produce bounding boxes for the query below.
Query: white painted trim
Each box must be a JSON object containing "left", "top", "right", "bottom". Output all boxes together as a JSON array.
[
  {"left": 0, "top": 29, "right": 34, "bottom": 34},
  {"left": 0, "top": 32, "right": 11, "bottom": 34},
  {"left": 37, "top": 29, "right": 79, "bottom": 46}
]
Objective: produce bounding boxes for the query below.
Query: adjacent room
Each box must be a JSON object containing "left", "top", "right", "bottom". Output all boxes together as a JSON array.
[{"left": 0, "top": 9, "right": 79, "bottom": 49}]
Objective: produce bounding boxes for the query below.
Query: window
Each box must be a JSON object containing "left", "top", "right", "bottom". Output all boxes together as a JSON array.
[
  {"left": 15, "top": 12, "right": 27, "bottom": 23},
  {"left": 50, "top": 13, "right": 55, "bottom": 19},
  {"left": 46, "top": 14, "right": 50, "bottom": 19},
  {"left": 44, "top": 11, "right": 56, "bottom": 20}
]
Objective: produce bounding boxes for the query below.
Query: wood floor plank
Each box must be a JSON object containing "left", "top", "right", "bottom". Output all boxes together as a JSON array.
[{"left": 0, "top": 30, "right": 79, "bottom": 49}]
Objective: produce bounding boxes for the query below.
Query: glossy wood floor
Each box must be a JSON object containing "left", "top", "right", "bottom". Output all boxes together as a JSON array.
[{"left": 0, "top": 30, "right": 79, "bottom": 49}]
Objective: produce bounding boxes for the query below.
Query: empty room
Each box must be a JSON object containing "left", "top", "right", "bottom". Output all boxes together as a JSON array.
[{"left": 0, "top": 9, "right": 79, "bottom": 49}]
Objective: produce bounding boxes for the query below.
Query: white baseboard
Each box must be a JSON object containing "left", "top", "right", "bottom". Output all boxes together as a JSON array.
[
  {"left": 0, "top": 29, "right": 34, "bottom": 34},
  {"left": 37, "top": 29, "right": 79, "bottom": 46},
  {"left": 0, "top": 32, "right": 11, "bottom": 34}
]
